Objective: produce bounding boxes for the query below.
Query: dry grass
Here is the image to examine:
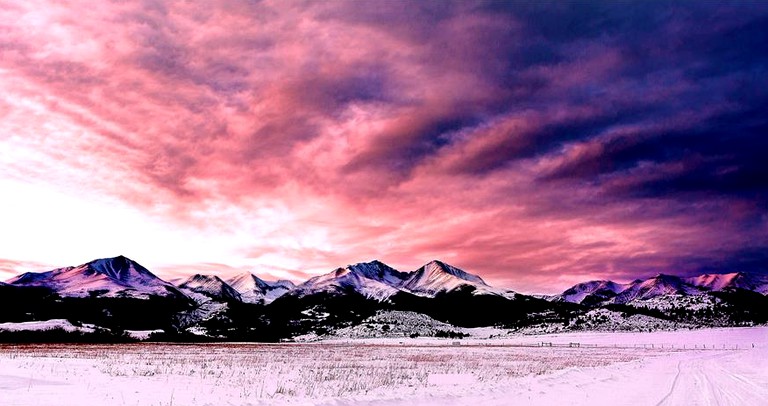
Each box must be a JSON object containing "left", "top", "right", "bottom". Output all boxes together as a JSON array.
[{"left": 0, "top": 343, "right": 664, "bottom": 403}]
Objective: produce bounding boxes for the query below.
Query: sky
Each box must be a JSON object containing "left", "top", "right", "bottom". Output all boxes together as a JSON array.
[{"left": 1, "top": 1, "right": 767, "bottom": 294}]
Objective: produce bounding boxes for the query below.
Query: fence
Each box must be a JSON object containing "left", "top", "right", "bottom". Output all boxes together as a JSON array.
[{"left": 459, "top": 341, "right": 752, "bottom": 350}]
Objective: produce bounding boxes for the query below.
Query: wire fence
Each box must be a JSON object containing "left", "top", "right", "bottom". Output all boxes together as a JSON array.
[
  {"left": 366, "top": 341, "right": 758, "bottom": 350},
  {"left": 458, "top": 341, "right": 754, "bottom": 350}
]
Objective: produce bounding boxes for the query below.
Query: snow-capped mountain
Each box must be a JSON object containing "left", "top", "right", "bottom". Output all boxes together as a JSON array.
[
  {"left": 686, "top": 273, "right": 740, "bottom": 291},
  {"left": 293, "top": 259, "right": 515, "bottom": 300},
  {"left": 347, "top": 260, "right": 410, "bottom": 286},
  {"left": 686, "top": 272, "right": 768, "bottom": 294},
  {"left": 6, "top": 256, "right": 185, "bottom": 299},
  {"left": 3, "top": 254, "right": 768, "bottom": 340},
  {"left": 559, "top": 272, "right": 768, "bottom": 306},
  {"left": 559, "top": 280, "right": 628, "bottom": 305},
  {"left": 294, "top": 261, "right": 406, "bottom": 300},
  {"left": 400, "top": 260, "right": 494, "bottom": 296},
  {"left": 175, "top": 274, "right": 242, "bottom": 302},
  {"left": 226, "top": 272, "right": 295, "bottom": 304},
  {"left": 611, "top": 274, "right": 703, "bottom": 304}
]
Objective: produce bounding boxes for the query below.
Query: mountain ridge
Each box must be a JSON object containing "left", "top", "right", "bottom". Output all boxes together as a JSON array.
[
  {"left": 292, "top": 259, "right": 508, "bottom": 300},
  {"left": 226, "top": 272, "right": 295, "bottom": 304},
  {"left": 6, "top": 256, "right": 767, "bottom": 304},
  {"left": 7, "top": 256, "right": 185, "bottom": 299},
  {"left": 176, "top": 274, "right": 243, "bottom": 303},
  {"left": 557, "top": 272, "right": 768, "bottom": 306},
  {"left": 2, "top": 255, "right": 768, "bottom": 341}
]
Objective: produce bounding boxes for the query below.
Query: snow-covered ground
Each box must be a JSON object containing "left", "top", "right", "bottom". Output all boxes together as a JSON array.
[
  {"left": 0, "top": 327, "right": 766, "bottom": 405},
  {"left": 0, "top": 319, "right": 97, "bottom": 334}
]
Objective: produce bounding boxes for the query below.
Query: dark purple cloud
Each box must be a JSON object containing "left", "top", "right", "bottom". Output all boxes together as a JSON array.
[{"left": 0, "top": 1, "right": 766, "bottom": 293}]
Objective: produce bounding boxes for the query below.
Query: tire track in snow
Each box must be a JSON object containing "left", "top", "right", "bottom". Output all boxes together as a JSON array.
[
  {"left": 708, "top": 358, "right": 768, "bottom": 405},
  {"left": 656, "top": 350, "right": 768, "bottom": 406},
  {"left": 655, "top": 360, "right": 682, "bottom": 406}
]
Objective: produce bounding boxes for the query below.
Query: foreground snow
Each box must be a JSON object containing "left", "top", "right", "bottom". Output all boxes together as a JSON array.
[{"left": 0, "top": 327, "right": 766, "bottom": 405}]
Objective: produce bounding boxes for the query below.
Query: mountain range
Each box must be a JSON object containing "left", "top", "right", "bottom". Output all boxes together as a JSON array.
[
  {"left": 2, "top": 255, "right": 767, "bottom": 341},
  {"left": 5, "top": 257, "right": 518, "bottom": 303},
  {"left": 555, "top": 272, "right": 768, "bottom": 306}
]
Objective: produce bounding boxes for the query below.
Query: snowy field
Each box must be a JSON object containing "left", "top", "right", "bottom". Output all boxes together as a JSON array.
[{"left": 0, "top": 327, "right": 766, "bottom": 405}]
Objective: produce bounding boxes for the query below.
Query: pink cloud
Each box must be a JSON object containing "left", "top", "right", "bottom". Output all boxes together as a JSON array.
[
  {"left": 0, "top": 258, "right": 52, "bottom": 281},
  {"left": 1, "top": 1, "right": 766, "bottom": 294}
]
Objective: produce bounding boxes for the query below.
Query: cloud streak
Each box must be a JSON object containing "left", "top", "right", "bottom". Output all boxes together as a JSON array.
[{"left": 1, "top": 1, "right": 767, "bottom": 293}]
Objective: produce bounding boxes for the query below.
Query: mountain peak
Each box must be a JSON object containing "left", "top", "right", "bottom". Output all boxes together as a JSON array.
[
  {"left": 188, "top": 273, "right": 222, "bottom": 282},
  {"left": 228, "top": 272, "right": 270, "bottom": 290},
  {"left": 79, "top": 256, "right": 167, "bottom": 285},
  {"left": 401, "top": 260, "right": 488, "bottom": 295},
  {"left": 177, "top": 274, "right": 241, "bottom": 302},
  {"left": 7, "top": 256, "right": 182, "bottom": 299},
  {"left": 179, "top": 274, "right": 233, "bottom": 287},
  {"left": 295, "top": 261, "right": 407, "bottom": 300},
  {"left": 559, "top": 279, "right": 626, "bottom": 304},
  {"left": 422, "top": 260, "right": 487, "bottom": 284},
  {"left": 686, "top": 271, "right": 768, "bottom": 294},
  {"left": 423, "top": 259, "right": 448, "bottom": 269},
  {"left": 346, "top": 261, "right": 409, "bottom": 285},
  {"left": 225, "top": 272, "right": 294, "bottom": 304}
]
